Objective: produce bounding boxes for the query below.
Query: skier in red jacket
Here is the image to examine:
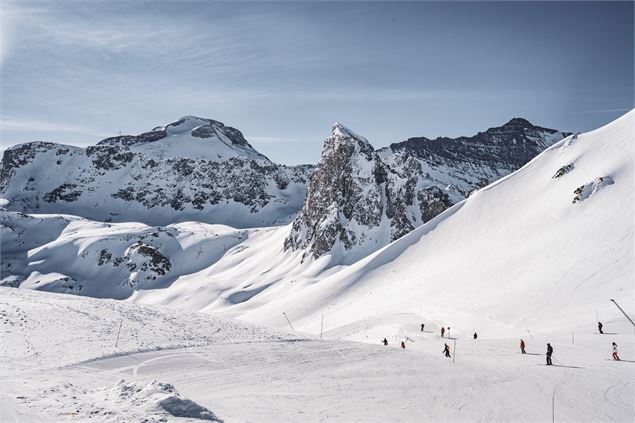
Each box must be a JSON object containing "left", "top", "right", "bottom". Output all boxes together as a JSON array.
[
  {"left": 520, "top": 339, "right": 526, "bottom": 354},
  {"left": 400, "top": 341, "right": 406, "bottom": 349},
  {"left": 441, "top": 327, "right": 445, "bottom": 337},
  {"left": 612, "top": 342, "right": 620, "bottom": 360}
]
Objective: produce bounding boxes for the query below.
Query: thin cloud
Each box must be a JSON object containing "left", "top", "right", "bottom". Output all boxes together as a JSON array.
[
  {"left": 0, "top": 116, "right": 110, "bottom": 138},
  {"left": 4, "top": 2, "right": 320, "bottom": 76}
]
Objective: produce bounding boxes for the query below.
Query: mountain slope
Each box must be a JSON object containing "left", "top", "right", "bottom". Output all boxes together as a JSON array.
[
  {"left": 0, "top": 210, "right": 251, "bottom": 297},
  {"left": 0, "top": 116, "right": 312, "bottom": 227},
  {"left": 239, "top": 110, "right": 634, "bottom": 337}
]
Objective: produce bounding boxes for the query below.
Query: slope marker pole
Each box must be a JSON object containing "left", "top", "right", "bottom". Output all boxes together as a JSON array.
[
  {"left": 283, "top": 312, "right": 294, "bottom": 331},
  {"left": 320, "top": 314, "right": 324, "bottom": 339},
  {"left": 609, "top": 299, "right": 635, "bottom": 334},
  {"left": 114, "top": 319, "right": 123, "bottom": 348}
]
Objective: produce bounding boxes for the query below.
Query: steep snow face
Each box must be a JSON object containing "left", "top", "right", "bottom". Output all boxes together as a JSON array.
[
  {"left": 0, "top": 117, "right": 313, "bottom": 227},
  {"left": 285, "top": 119, "right": 567, "bottom": 265},
  {"left": 244, "top": 110, "right": 634, "bottom": 337}
]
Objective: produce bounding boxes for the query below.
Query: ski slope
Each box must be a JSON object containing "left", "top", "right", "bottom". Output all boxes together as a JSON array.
[{"left": 1, "top": 287, "right": 633, "bottom": 422}]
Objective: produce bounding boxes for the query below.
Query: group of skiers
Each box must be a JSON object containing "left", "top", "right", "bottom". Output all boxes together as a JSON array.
[
  {"left": 383, "top": 321, "right": 622, "bottom": 363},
  {"left": 383, "top": 336, "right": 454, "bottom": 358}
]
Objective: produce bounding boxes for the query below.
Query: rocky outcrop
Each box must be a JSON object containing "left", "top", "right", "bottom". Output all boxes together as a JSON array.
[
  {"left": 572, "top": 176, "right": 614, "bottom": 203},
  {"left": 285, "top": 124, "right": 458, "bottom": 264}
]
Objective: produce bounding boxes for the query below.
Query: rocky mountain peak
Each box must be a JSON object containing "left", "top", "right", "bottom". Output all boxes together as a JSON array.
[
  {"left": 502, "top": 117, "right": 534, "bottom": 129},
  {"left": 159, "top": 116, "right": 251, "bottom": 147},
  {"left": 94, "top": 116, "right": 268, "bottom": 162},
  {"left": 331, "top": 123, "right": 367, "bottom": 142},
  {"left": 322, "top": 123, "right": 375, "bottom": 162}
]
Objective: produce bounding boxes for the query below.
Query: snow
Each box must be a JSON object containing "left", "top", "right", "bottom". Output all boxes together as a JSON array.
[
  {"left": 130, "top": 116, "right": 267, "bottom": 162},
  {"left": 1, "top": 287, "right": 633, "bottom": 422}
]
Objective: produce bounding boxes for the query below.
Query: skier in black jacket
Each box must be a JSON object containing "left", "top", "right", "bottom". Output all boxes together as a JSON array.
[
  {"left": 546, "top": 343, "right": 553, "bottom": 365},
  {"left": 443, "top": 343, "right": 451, "bottom": 358}
]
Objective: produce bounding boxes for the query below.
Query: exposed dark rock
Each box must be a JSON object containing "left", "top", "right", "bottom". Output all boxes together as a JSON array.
[
  {"left": 44, "top": 184, "right": 82, "bottom": 203},
  {"left": 553, "top": 164, "right": 574, "bottom": 179}
]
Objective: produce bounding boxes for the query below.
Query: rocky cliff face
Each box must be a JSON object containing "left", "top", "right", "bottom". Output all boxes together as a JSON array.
[
  {"left": 284, "top": 124, "right": 455, "bottom": 264},
  {"left": 379, "top": 117, "right": 570, "bottom": 197},
  {"left": 0, "top": 116, "right": 313, "bottom": 228},
  {"left": 285, "top": 119, "right": 569, "bottom": 264}
]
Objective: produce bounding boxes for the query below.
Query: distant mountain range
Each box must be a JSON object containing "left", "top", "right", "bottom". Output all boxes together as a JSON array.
[{"left": 1, "top": 115, "right": 569, "bottom": 264}]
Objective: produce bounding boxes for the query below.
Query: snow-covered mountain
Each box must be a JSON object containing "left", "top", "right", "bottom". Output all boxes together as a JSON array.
[
  {"left": 0, "top": 116, "right": 573, "bottom": 295},
  {"left": 0, "top": 116, "right": 313, "bottom": 227},
  {"left": 285, "top": 118, "right": 569, "bottom": 264},
  {"left": 379, "top": 117, "right": 570, "bottom": 197},
  {"left": 242, "top": 109, "right": 634, "bottom": 338}
]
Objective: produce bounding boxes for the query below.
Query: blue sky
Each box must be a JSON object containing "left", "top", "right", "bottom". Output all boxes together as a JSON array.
[{"left": 1, "top": 1, "right": 633, "bottom": 164}]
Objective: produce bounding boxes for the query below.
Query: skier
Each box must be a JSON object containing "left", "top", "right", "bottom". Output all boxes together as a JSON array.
[
  {"left": 382, "top": 338, "right": 388, "bottom": 346},
  {"left": 421, "top": 323, "right": 425, "bottom": 332},
  {"left": 520, "top": 339, "right": 526, "bottom": 354},
  {"left": 447, "top": 327, "right": 451, "bottom": 338},
  {"left": 612, "top": 342, "right": 620, "bottom": 360},
  {"left": 401, "top": 341, "right": 406, "bottom": 349},
  {"left": 546, "top": 343, "right": 553, "bottom": 365},
  {"left": 598, "top": 322, "right": 604, "bottom": 334},
  {"left": 441, "top": 327, "right": 445, "bottom": 337},
  {"left": 473, "top": 332, "right": 478, "bottom": 340},
  {"left": 443, "top": 343, "right": 451, "bottom": 358}
]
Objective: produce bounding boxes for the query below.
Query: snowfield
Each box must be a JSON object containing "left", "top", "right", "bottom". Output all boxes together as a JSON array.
[
  {"left": 0, "top": 110, "right": 633, "bottom": 421},
  {"left": 1, "top": 288, "right": 633, "bottom": 422}
]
